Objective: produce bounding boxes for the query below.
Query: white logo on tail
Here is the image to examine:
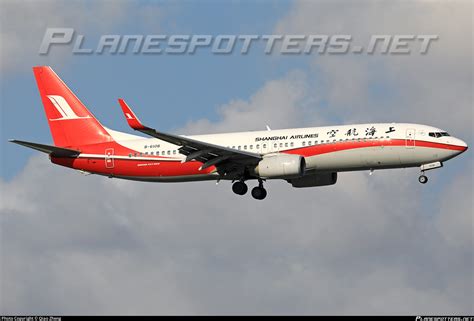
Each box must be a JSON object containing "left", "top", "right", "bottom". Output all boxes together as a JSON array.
[{"left": 47, "top": 95, "right": 91, "bottom": 121}]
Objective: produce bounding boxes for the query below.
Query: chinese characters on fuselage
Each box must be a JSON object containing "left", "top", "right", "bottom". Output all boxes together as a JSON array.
[{"left": 253, "top": 126, "right": 396, "bottom": 142}]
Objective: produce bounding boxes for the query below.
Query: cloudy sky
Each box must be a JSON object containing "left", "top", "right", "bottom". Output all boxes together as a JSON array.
[{"left": 1, "top": 0, "right": 472, "bottom": 315}]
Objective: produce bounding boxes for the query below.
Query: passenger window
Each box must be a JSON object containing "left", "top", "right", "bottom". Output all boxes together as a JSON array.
[
  {"left": 263, "top": 144, "right": 266, "bottom": 149},
  {"left": 274, "top": 143, "right": 277, "bottom": 148},
  {"left": 256, "top": 144, "right": 260, "bottom": 149},
  {"left": 250, "top": 145, "right": 253, "bottom": 149},
  {"left": 238, "top": 146, "right": 241, "bottom": 150},
  {"left": 279, "top": 143, "right": 283, "bottom": 148},
  {"left": 285, "top": 142, "right": 288, "bottom": 147},
  {"left": 129, "top": 153, "right": 132, "bottom": 158},
  {"left": 162, "top": 151, "right": 165, "bottom": 155},
  {"left": 244, "top": 145, "right": 247, "bottom": 150},
  {"left": 145, "top": 152, "right": 148, "bottom": 155},
  {"left": 173, "top": 150, "right": 176, "bottom": 155},
  {"left": 290, "top": 142, "right": 294, "bottom": 147},
  {"left": 302, "top": 141, "right": 306, "bottom": 147}
]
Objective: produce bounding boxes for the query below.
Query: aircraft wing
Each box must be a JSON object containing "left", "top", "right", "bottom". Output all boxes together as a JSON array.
[{"left": 118, "top": 99, "right": 262, "bottom": 172}]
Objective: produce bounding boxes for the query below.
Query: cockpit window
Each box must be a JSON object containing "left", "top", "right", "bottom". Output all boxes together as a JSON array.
[{"left": 429, "top": 131, "right": 450, "bottom": 138}]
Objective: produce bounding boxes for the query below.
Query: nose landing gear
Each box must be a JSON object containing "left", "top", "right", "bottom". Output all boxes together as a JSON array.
[
  {"left": 418, "top": 174, "right": 428, "bottom": 184},
  {"left": 418, "top": 162, "right": 443, "bottom": 184}
]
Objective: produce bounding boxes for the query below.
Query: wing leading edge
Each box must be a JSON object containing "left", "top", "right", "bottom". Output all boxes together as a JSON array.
[{"left": 117, "top": 99, "right": 262, "bottom": 173}]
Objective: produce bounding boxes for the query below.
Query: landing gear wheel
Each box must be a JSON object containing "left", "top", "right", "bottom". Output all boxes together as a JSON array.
[
  {"left": 251, "top": 186, "right": 267, "bottom": 200},
  {"left": 418, "top": 175, "right": 428, "bottom": 184},
  {"left": 232, "top": 181, "right": 248, "bottom": 195}
]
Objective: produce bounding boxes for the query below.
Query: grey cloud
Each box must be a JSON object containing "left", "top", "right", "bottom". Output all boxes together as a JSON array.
[{"left": 1, "top": 153, "right": 472, "bottom": 314}]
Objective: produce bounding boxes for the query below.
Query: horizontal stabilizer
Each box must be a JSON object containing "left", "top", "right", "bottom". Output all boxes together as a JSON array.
[{"left": 9, "top": 139, "right": 80, "bottom": 157}]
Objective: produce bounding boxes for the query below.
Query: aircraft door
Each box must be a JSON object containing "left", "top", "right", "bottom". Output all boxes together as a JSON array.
[
  {"left": 105, "top": 148, "right": 114, "bottom": 168},
  {"left": 405, "top": 129, "right": 415, "bottom": 149}
]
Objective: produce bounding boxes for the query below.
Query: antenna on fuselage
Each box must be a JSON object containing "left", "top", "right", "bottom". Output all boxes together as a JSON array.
[{"left": 266, "top": 125, "right": 272, "bottom": 131}]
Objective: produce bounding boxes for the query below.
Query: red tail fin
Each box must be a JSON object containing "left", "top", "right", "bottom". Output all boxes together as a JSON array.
[{"left": 33, "top": 66, "right": 112, "bottom": 147}]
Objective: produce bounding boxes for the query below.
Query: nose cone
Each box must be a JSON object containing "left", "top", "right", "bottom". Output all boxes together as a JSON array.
[{"left": 453, "top": 138, "right": 468, "bottom": 154}]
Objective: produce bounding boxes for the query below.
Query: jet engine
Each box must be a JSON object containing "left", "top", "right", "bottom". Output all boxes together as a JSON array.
[
  {"left": 288, "top": 172, "right": 337, "bottom": 188},
  {"left": 255, "top": 154, "right": 305, "bottom": 179}
]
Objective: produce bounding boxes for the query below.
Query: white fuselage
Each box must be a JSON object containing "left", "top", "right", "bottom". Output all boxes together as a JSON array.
[{"left": 100, "top": 122, "right": 467, "bottom": 181}]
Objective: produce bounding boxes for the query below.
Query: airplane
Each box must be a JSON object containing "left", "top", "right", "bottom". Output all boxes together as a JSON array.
[{"left": 10, "top": 66, "right": 468, "bottom": 200}]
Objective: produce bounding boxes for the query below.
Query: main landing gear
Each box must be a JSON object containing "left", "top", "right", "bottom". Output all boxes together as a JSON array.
[
  {"left": 232, "top": 181, "right": 248, "bottom": 195},
  {"left": 231, "top": 179, "right": 267, "bottom": 200},
  {"left": 251, "top": 179, "right": 267, "bottom": 200}
]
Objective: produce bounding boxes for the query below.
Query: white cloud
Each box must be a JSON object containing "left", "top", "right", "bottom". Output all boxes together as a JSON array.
[
  {"left": 181, "top": 70, "right": 320, "bottom": 134},
  {"left": 0, "top": 0, "right": 162, "bottom": 73},
  {"left": 275, "top": 0, "right": 473, "bottom": 138}
]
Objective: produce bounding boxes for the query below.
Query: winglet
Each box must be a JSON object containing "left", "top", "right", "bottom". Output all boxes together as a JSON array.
[{"left": 118, "top": 99, "right": 147, "bottom": 130}]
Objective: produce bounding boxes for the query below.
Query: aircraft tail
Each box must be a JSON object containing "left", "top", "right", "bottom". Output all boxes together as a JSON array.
[{"left": 33, "top": 66, "right": 113, "bottom": 147}]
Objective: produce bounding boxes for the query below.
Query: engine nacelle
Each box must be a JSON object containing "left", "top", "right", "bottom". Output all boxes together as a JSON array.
[
  {"left": 288, "top": 172, "right": 337, "bottom": 188},
  {"left": 255, "top": 154, "right": 305, "bottom": 179}
]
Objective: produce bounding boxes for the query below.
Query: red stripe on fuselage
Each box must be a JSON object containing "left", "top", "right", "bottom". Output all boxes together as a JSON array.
[
  {"left": 52, "top": 156, "right": 215, "bottom": 177},
  {"left": 284, "top": 139, "right": 466, "bottom": 157},
  {"left": 52, "top": 138, "right": 465, "bottom": 178}
]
